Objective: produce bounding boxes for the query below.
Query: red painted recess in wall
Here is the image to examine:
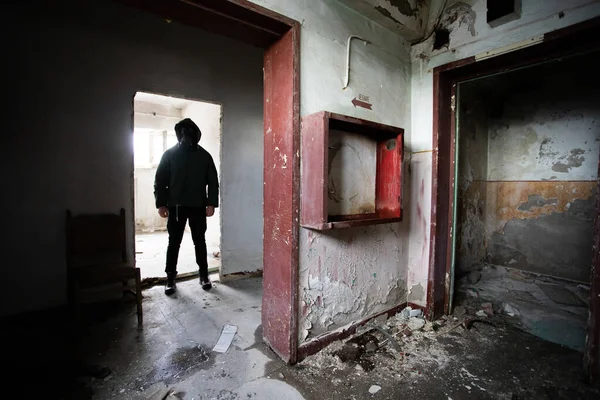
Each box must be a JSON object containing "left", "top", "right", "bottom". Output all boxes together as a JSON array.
[
  {"left": 300, "top": 111, "right": 404, "bottom": 230},
  {"left": 262, "top": 27, "right": 300, "bottom": 363}
]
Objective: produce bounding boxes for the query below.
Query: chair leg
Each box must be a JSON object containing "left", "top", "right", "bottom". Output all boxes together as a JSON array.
[
  {"left": 135, "top": 268, "right": 143, "bottom": 326},
  {"left": 68, "top": 279, "right": 82, "bottom": 324}
]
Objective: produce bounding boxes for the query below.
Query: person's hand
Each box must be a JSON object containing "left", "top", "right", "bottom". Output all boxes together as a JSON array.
[
  {"left": 206, "top": 206, "right": 215, "bottom": 217},
  {"left": 158, "top": 207, "right": 169, "bottom": 218}
]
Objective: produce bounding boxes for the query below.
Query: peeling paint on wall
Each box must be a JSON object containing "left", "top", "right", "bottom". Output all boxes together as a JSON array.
[
  {"left": 375, "top": 6, "right": 402, "bottom": 24},
  {"left": 456, "top": 54, "right": 600, "bottom": 281},
  {"left": 552, "top": 149, "right": 586, "bottom": 173},
  {"left": 517, "top": 195, "right": 558, "bottom": 211},
  {"left": 408, "top": 282, "right": 425, "bottom": 302},
  {"left": 485, "top": 62, "right": 600, "bottom": 181},
  {"left": 437, "top": 1, "right": 477, "bottom": 47},
  {"left": 410, "top": 0, "right": 600, "bottom": 305},
  {"left": 491, "top": 195, "right": 596, "bottom": 282},
  {"left": 485, "top": 181, "right": 596, "bottom": 235},
  {"left": 299, "top": 223, "right": 408, "bottom": 340},
  {"left": 338, "top": 0, "right": 428, "bottom": 40},
  {"left": 387, "top": 0, "right": 421, "bottom": 17}
]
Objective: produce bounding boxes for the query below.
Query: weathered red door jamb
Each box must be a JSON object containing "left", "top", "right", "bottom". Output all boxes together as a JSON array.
[{"left": 115, "top": 0, "right": 301, "bottom": 364}]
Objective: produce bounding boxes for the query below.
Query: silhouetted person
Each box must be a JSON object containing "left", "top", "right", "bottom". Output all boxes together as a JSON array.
[{"left": 154, "top": 118, "right": 219, "bottom": 294}]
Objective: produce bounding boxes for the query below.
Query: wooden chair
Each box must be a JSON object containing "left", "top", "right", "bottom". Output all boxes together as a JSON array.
[{"left": 66, "top": 208, "right": 142, "bottom": 325}]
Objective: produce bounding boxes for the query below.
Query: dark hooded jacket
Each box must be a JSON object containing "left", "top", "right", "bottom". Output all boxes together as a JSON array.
[{"left": 154, "top": 118, "right": 219, "bottom": 209}]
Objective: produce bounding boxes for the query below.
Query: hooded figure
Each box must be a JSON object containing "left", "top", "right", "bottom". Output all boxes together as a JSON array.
[
  {"left": 154, "top": 118, "right": 219, "bottom": 294},
  {"left": 175, "top": 118, "right": 201, "bottom": 150}
]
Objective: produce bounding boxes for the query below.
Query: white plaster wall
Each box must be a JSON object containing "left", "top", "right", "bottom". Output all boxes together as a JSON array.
[
  {"left": 3, "top": 0, "right": 263, "bottom": 316},
  {"left": 407, "top": 0, "right": 600, "bottom": 306},
  {"left": 485, "top": 75, "right": 600, "bottom": 182},
  {"left": 247, "top": 0, "right": 412, "bottom": 340},
  {"left": 181, "top": 102, "right": 222, "bottom": 251},
  {"left": 249, "top": 0, "right": 411, "bottom": 124},
  {"left": 133, "top": 104, "right": 176, "bottom": 233},
  {"left": 135, "top": 168, "right": 165, "bottom": 232}
]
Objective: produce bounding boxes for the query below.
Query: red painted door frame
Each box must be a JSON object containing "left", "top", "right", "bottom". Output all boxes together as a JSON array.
[
  {"left": 263, "top": 26, "right": 301, "bottom": 363},
  {"left": 429, "top": 17, "right": 600, "bottom": 381},
  {"left": 115, "top": 0, "right": 301, "bottom": 363}
]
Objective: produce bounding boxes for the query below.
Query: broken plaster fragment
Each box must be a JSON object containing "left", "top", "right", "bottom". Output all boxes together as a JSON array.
[
  {"left": 503, "top": 303, "right": 520, "bottom": 317},
  {"left": 475, "top": 310, "right": 488, "bottom": 318},
  {"left": 453, "top": 306, "right": 466, "bottom": 316},
  {"left": 365, "top": 342, "right": 378, "bottom": 353},
  {"left": 399, "top": 306, "right": 412, "bottom": 320},
  {"left": 408, "top": 317, "right": 425, "bottom": 331},
  {"left": 368, "top": 385, "right": 382, "bottom": 394},
  {"left": 423, "top": 321, "right": 434, "bottom": 332}
]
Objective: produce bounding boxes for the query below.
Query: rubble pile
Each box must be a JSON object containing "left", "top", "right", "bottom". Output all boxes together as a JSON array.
[{"left": 298, "top": 298, "right": 518, "bottom": 395}]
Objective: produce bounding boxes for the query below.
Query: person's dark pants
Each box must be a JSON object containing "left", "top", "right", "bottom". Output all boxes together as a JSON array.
[{"left": 165, "top": 206, "right": 209, "bottom": 281}]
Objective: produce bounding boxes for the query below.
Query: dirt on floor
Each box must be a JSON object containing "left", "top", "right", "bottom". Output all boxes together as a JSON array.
[
  {"left": 2, "top": 273, "right": 598, "bottom": 400},
  {"left": 273, "top": 303, "right": 599, "bottom": 400},
  {"left": 454, "top": 264, "right": 590, "bottom": 352}
]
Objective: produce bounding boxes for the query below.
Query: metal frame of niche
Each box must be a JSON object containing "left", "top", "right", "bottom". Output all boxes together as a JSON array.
[
  {"left": 300, "top": 111, "right": 404, "bottom": 231},
  {"left": 114, "top": 0, "right": 301, "bottom": 364},
  {"left": 428, "top": 16, "right": 600, "bottom": 382}
]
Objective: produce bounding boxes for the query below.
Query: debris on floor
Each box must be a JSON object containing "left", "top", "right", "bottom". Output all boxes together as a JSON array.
[
  {"left": 142, "top": 382, "right": 170, "bottom": 400},
  {"left": 17, "top": 278, "right": 594, "bottom": 400},
  {"left": 368, "top": 385, "right": 381, "bottom": 394},
  {"left": 290, "top": 301, "right": 599, "bottom": 399},
  {"left": 537, "top": 282, "right": 586, "bottom": 306},
  {"left": 455, "top": 264, "right": 589, "bottom": 351},
  {"left": 212, "top": 324, "right": 238, "bottom": 353},
  {"left": 467, "top": 270, "right": 482, "bottom": 284},
  {"left": 503, "top": 302, "right": 519, "bottom": 317},
  {"left": 298, "top": 305, "right": 462, "bottom": 393}
]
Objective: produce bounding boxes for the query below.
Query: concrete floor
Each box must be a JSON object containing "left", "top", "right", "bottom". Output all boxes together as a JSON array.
[
  {"left": 136, "top": 232, "right": 220, "bottom": 279},
  {"left": 87, "top": 277, "right": 303, "bottom": 400},
  {"left": 456, "top": 264, "right": 589, "bottom": 352},
  {"left": 3, "top": 277, "right": 598, "bottom": 399}
]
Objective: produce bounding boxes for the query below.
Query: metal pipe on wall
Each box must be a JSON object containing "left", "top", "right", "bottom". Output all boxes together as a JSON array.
[{"left": 343, "top": 35, "right": 369, "bottom": 90}]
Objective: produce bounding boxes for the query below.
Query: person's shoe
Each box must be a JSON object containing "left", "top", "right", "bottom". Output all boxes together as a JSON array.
[
  {"left": 200, "top": 278, "right": 212, "bottom": 291},
  {"left": 165, "top": 274, "right": 177, "bottom": 295}
]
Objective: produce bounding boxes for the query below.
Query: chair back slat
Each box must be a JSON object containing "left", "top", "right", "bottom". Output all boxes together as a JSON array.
[{"left": 66, "top": 209, "right": 127, "bottom": 267}]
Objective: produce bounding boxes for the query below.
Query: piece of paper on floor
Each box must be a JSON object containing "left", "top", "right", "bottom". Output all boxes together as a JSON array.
[{"left": 213, "top": 324, "right": 238, "bottom": 353}]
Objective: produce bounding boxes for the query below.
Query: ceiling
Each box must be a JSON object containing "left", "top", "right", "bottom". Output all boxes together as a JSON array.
[{"left": 338, "top": 0, "right": 436, "bottom": 41}]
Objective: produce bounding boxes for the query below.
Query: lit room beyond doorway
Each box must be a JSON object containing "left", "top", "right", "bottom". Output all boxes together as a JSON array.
[{"left": 133, "top": 92, "right": 222, "bottom": 280}]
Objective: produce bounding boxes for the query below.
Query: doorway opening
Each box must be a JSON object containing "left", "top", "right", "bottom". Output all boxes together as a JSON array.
[
  {"left": 429, "top": 19, "right": 600, "bottom": 379},
  {"left": 453, "top": 50, "right": 600, "bottom": 352},
  {"left": 133, "top": 92, "right": 222, "bottom": 280}
]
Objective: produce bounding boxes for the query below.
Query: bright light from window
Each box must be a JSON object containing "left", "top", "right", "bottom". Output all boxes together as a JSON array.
[
  {"left": 134, "top": 129, "right": 150, "bottom": 167},
  {"left": 152, "top": 135, "right": 164, "bottom": 164},
  {"left": 167, "top": 133, "right": 178, "bottom": 149}
]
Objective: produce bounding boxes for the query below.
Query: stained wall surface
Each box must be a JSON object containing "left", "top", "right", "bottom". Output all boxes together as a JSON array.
[
  {"left": 456, "top": 53, "right": 600, "bottom": 282},
  {"left": 247, "top": 0, "right": 412, "bottom": 341},
  {"left": 409, "top": 0, "right": 600, "bottom": 305}
]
